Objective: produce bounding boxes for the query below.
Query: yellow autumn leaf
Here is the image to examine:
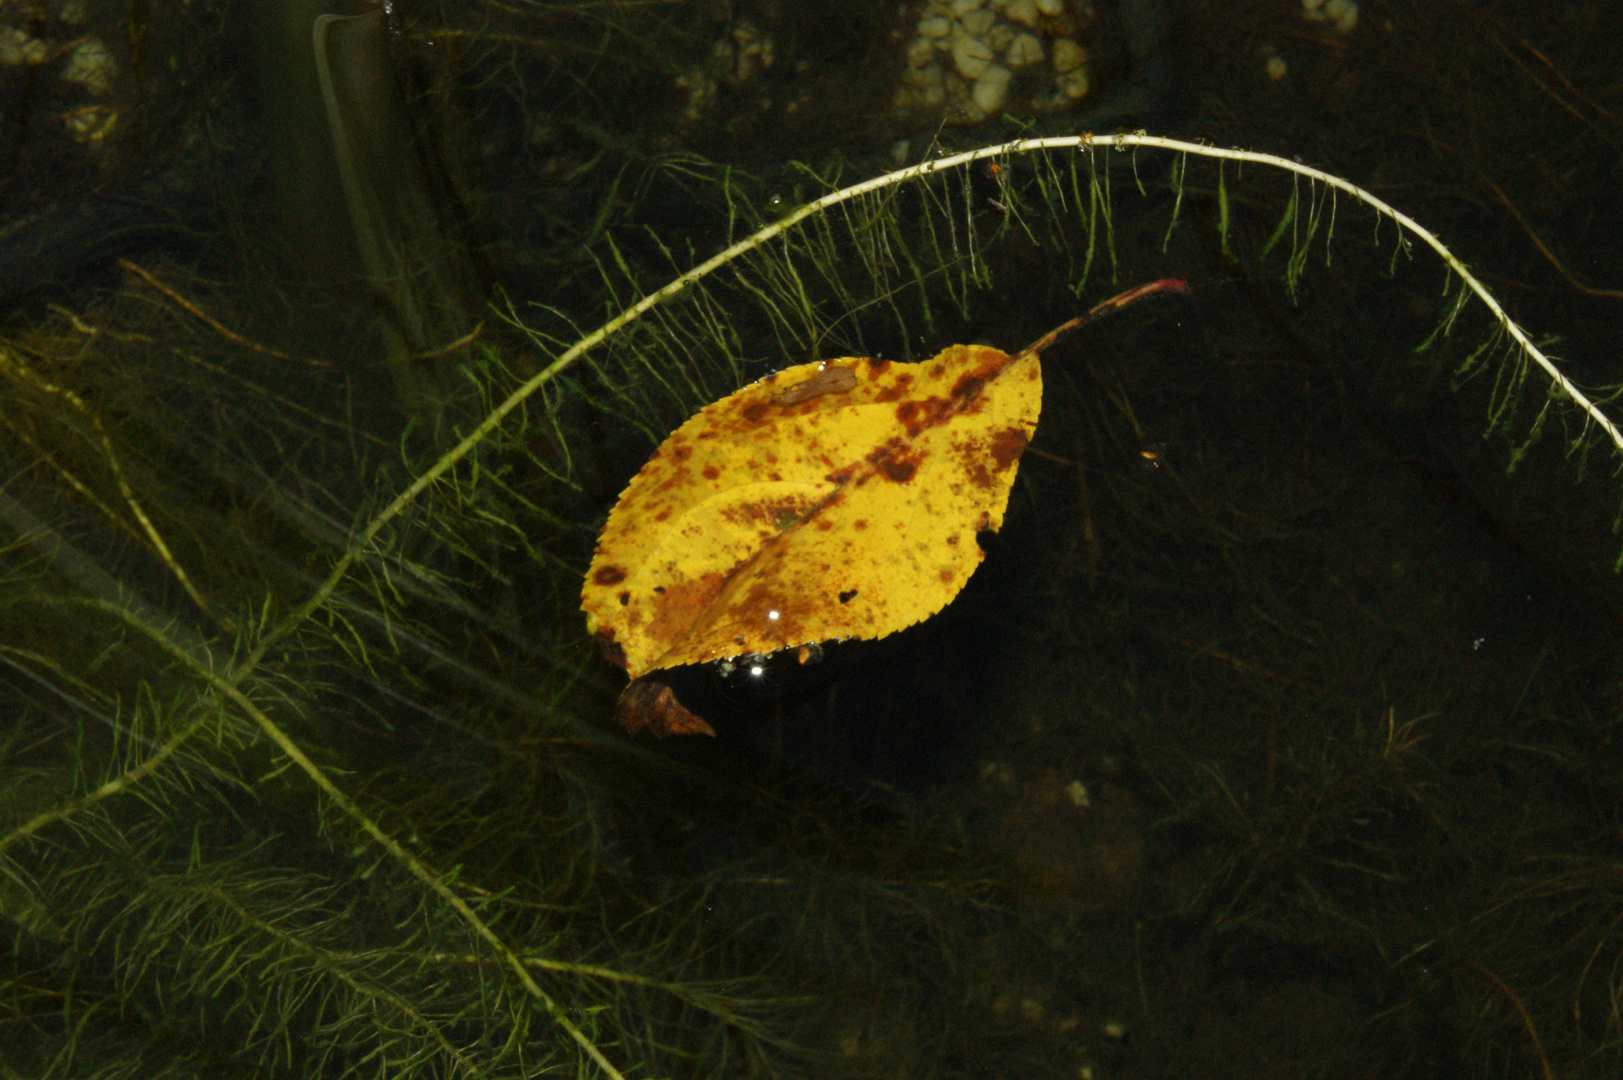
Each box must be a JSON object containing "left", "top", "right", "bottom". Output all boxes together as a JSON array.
[{"left": 582, "top": 342, "right": 1042, "bottom": 680}]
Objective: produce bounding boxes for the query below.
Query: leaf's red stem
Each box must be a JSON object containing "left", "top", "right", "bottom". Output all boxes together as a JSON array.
[{"left": 1021, "top": 278, "right": 1189, "bottom": 356}]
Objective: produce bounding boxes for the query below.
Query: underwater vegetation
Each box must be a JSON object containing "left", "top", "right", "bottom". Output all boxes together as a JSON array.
[{"left": 3, "top": 1, "right": 1623, "bottom": 1078}]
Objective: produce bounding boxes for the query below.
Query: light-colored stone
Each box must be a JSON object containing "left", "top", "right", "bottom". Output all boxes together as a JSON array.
[
  {"left": 950, "top": 0, "right": 985, "bottom": 14},
  {"left": 1050, "top": 37, "right": 1086, "bottom": 73},
  {"left": 960, "top": 8, "right": 995, "bottom": 36},
  {"left": 988, "top": 22, "right": 1015, "bottom": 53},
  {"left": 1034, "top": 0, "right": 1064, "bottom": 14},
  {"left": 1324, "top": 0, "right": 1358, "bottom": 33},
  {"left": 951, "top": 29, "right": 994, "bottom": 78},
  {"left": 1002, "top": 0, "right": 1039, "bottom": 27},
  {"left": 1057, "top": 65, "right": 1089, "bottom": 99},
  {"left": 917, "top": 15, "right": 951, "bottom": 38},
  {"left": 63, "top": 38, "right": 116, "bottom": 94},
  {"left": 972, "top": 63, "right": 1013, "bottom": 114},
  {"left": 0, "top": 27, "right": 49, "bottom": 66},
  {"left": 63, "top": 103, "right": 116, "bottom": 144},
  {"left": 907, "top": 58, "right": 944, "bottom": 87},
  {"left": 1006, "top": 32, "right": 1043, "bottom": 68},
  {"left": 905, "top": 35, "right": 937, "bottom": 68}
]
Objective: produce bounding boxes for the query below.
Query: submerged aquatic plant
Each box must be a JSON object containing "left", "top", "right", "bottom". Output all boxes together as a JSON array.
[{"left": 2, "top": 12, "right": 1622, "bottom": 1065}]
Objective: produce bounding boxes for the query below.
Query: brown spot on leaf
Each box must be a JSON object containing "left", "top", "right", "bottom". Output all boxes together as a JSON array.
[
  {"left": 951, "top": 372, "right": 986, "bottom": 401},
  {"left": 989, "top": 426, "right": 1030, "bottom": 471},
  {"left": 839, "top": 589, "right": 858, "bottom": 603},
  {"left": 594, "top": 565, "right": 627, "bottom": 586},
  {"left": 874, "top": 372, "right": 913, "bottom": 403},
  {"left": 878, "top": 456, "right": 919, "bottom": 483}
]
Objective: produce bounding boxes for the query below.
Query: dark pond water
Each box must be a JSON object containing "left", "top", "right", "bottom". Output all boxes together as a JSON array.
[{"left": 2, "top": 1, "right": 1621, "bottom": 1078}]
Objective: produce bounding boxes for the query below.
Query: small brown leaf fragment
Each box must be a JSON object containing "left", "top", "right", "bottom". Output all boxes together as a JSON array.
[
  {"left": 614, "top": 677, "right": 716, "bottom": 737},
  {"left": 773, "top": 364, "right": 858, "bottom": 405}
]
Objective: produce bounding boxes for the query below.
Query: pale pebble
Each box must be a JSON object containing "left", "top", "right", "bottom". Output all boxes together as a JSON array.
[
  {"left": 951, "top": 29, "right": 994, "bottom": 78},
  {"left": 1034, "top": 0, "right": 1064, "bottom": 14},
  {"left": 63, "top": 103, "right": 116, "bottom": 143},
  {"left": 950, "top": 0, "right": 985, "bottom": 14},
  {"left": 988, "top": 22, "right": 1015, "bottom": 52},
  {"left": 917, "top": 15, "right": 951, "bottom": 38},
  {"left": 1057, "top": 65, "right": 1089, "bottom": 99},
  {"left": 1006, "top": 32, "right": 1043, "bottom": 68},
  {"left": 1002, "top": 0, "right": 1039, "bottom": 27},
  {"left": 0, "top": 27, "right": 48, "bottom": 65},
  {"left": 972, "top": 63, "right": 1013, "bottom": 114},
  {"left": 960, "top": 8, "right": 995, "bottom": 36},
  {"left": 63, "top": 38, "right": 116, "bottom": 94},
  {"left": 1051, "top": 37, "right": 1085, "bottom": 73},
  {"left": 905, "top": 59, "right": 944, "bottom": 86}
]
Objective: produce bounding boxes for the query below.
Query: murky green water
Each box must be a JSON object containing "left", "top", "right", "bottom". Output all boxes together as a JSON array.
[{"left": 2, "top": 2, "right": 1621, "bottom": 1077}]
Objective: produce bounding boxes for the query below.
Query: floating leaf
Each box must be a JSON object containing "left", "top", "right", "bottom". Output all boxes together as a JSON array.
[
  {"left": 583, "top": 342, "right": 1041, "bottom": 684},
  {"left": 583, "top": 281, "right": 1188, "bottom": 734}
]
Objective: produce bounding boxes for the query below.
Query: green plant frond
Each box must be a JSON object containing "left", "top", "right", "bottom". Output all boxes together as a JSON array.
[{"left": 1259, "top": 178, "right": 1299, "bottom": 265}]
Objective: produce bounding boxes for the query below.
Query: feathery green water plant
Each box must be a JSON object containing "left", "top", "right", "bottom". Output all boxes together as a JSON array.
[{"left": 4, "top": 109, "right": 1622, "bottom": 1080}]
